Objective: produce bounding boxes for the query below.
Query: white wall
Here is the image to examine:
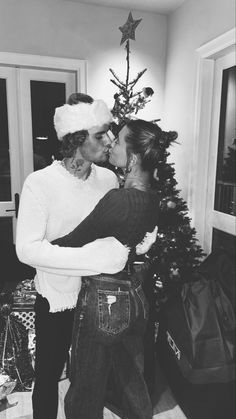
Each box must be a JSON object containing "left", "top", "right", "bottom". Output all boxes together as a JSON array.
[
  {"left": 1, "top": 0, "right": 234, "bottom": 210},
  {"left": 0, "top": 0, "right": 167, "bottom": 120},
  {"left": 163, "top": 0, "right": 235, "bottom": 205}
]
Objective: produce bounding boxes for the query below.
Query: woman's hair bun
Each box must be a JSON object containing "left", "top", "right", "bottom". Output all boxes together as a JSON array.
[
  {"left": 125, "top": 119, "right": 178, "bottom": 173},
  {"left": 157, "top": 129, "right": 178, "bottom": 149}
]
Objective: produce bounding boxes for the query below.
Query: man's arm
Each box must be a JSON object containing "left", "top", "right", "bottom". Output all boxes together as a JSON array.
[{"left": 16, "top": 182, "right": 129, "bottom": 276}]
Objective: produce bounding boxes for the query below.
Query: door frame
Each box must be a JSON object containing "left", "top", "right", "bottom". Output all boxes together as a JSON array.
[
  {"left": 0, "top": 52, "right": 87, "bottom": 185},
  {"left": 0, "top": 52, "right": 87, "bottom": 93},
  {"left": 190, "top": 27, "right": 236, "bottom": 253}
]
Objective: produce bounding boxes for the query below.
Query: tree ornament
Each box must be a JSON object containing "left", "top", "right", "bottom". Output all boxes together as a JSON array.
[
  {"left": 142, "top": 87, "right": 154, "bottom": 98},
  {"left": 171, "top": 262, "right": 178, "bottom": 268},
  {"left": 170, "top": 267, "right": 180, "bottom": 278},
  {"left": 153, "top": 168, "right": 159, "bottom": 182},
  {"left": 119, "top": 12, "right": 142, "bottom": 45},
  {"left": 167, "top": 200, "right": 176, "bottom": 209}
]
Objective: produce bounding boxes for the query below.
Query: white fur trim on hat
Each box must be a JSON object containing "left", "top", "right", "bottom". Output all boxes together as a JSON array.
[{"left": 54, "top": 100, "right": 112, "bottom": 139}]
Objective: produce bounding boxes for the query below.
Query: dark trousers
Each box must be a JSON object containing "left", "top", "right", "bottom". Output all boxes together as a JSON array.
[
  {"left": 32, "top": 294, "right": 74, "bottom": 419},
  {"left": 65, "top": 272, "right": 153, "bottom": 419}
]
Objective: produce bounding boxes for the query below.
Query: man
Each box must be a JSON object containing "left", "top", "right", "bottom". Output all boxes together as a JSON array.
[{"left": 16, "top": 93, "right": 129, "bottom": 419}]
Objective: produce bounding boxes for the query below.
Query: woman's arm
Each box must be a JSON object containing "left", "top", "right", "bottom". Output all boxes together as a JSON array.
[
  {"left": 52, "top": 189, "right": 159, "bottom": 252},
  {"left": 52, "top": 189, "right": 123, "bottom": 248}
]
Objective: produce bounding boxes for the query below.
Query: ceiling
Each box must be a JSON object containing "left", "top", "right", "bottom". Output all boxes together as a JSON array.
[{"left": 63, "top": 0, "right": 187, "bottom": 14}]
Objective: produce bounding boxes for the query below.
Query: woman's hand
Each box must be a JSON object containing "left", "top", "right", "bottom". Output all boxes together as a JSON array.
[{"left": 135, "top": 226, "right": 158, "bottom": 255}]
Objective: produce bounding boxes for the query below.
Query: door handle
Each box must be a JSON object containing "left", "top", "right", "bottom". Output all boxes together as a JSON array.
[{"left": 5, "top": 193, "right": 20, "bottom": 218}]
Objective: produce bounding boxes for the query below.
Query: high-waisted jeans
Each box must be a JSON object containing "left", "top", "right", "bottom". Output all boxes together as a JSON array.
[{"left": 65, "top": 266, "right": 153, "bottom": 419}]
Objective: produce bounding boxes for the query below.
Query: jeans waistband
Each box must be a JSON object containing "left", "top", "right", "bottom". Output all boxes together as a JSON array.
[
  {"left": 84, "top": 263, "right": 149, "bottom": 288},
  {"left": 85, "top": 274, "right": 131, "bottom": 287},
  {"left": 83, "top": 262, "right": 150, "bottom": 288}
]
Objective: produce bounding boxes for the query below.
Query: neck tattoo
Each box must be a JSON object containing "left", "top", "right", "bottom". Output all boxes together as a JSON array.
[
  {"left": 61, "top": 158, "right": 91, "bottom": 180},
  {"left": 71, "top": 157, "right": 85, "bottom": 174}
]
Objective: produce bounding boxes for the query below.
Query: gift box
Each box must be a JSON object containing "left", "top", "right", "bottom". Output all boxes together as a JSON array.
[
  {"left": 0, "top": 370, "right": 17, "bottom": 402},
  {"left": 13, "top": 279, "right": 37, "bottom": 310}
]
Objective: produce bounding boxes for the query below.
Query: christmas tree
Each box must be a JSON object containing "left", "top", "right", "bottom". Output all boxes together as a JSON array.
[{"left": 109, "top": 12, "right": 205, "bottom": 310}]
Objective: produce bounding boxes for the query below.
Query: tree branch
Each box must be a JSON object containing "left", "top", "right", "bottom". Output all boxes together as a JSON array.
[{"left": 109, "top": 68, "right": 125, "bottom": 87}]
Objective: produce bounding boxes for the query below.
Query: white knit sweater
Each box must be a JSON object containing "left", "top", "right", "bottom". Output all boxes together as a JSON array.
[{"left": 16, "top": 161, "right": 128, "bottom": 312}]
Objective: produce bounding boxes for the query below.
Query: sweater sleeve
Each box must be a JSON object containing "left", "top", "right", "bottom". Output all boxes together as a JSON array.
[
  {"left": 52, "top": 189, "right": 126, "bottom": 247},
  {"left": 16, "top": 183, "right": 128, "bottom": 276}
]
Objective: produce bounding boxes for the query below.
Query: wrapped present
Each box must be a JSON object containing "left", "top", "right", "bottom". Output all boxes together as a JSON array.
[
  {"left": 13, "top": 279, "right": 37, "bottom": 309},
  {"left": 0, "top": 292, "right": 34, "bottom": 392},
  {"left": 0, "top": 370, "right": 16, "bottom": 401}
]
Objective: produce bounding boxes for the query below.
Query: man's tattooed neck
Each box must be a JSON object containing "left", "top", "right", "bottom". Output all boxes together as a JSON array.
[
  {"left": 70, "top": 158, "right": 85, "bottom": 174},
  {"left": 62, "top": 157, "right": 92, "bottom": 180}
]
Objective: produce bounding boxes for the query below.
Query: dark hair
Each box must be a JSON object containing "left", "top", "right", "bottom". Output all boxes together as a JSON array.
[
  {"left": 125, "top": 119, "right": 178, "bottom": 172},
  {"left": 67, "top": 93, "right": 93, "bottom": 106},
  {"left": 60, "top": 93, "right": 94, "bottom": 158}
]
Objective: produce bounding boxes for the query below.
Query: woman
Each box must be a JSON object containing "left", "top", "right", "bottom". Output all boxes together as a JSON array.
[{"left": 52, "top": 119, "right": 178, "bottom": 419}]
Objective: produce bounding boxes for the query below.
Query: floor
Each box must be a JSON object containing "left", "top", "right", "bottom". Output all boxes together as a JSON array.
[{"left": 0, "top": 377, "right": 187, "bottom": 419}]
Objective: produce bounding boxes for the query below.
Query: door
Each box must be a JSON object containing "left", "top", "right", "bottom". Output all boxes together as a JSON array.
[
  {"left": 0, "top": 66, "right": 76, "bottom": 243},
  {"left": 204, "top": 51, "right": 236, "bottom": 256}
]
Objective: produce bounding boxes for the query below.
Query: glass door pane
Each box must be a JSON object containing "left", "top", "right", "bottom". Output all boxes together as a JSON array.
[
  {"left": 214, "top": 66, "right": 236, "bottom": 216},
  {"left": 18, "top": 68, "right": 76, "bottom": 180},
  {"left": 0, "top": 78, "right": 11, "bottom": 201},
  {"left": 30, "top": 80, "right": 66, "bottom": 170}
]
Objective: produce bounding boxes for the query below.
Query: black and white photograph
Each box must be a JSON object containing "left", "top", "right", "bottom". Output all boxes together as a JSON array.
[{"left": 0, "top": 1, "right": 235, "bottom": 418}]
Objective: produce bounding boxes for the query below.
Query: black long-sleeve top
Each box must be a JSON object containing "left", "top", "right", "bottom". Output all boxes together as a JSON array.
[{"left": 52, "top": 188, "right": 159, "bottom": 250}]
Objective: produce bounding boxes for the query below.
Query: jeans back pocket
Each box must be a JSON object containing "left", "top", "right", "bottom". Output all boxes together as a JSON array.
[{"left": 98, "top": 289, "right": 130, "bottom": 335}]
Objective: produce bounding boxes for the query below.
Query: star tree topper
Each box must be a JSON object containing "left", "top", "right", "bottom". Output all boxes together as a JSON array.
[{"left": 119, "top": 12, "right": 142, "bottom": 45}]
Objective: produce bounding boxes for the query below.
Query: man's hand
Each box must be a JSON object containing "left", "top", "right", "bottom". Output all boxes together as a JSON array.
[
  {"left": 135, "top": 226, "right": 158, "bottom": 255},
  {"left": 96, "top": 237, "right": 130, "bottom": 274}
]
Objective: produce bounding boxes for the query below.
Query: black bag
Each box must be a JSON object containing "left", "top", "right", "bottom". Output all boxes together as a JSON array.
[{"left": 157, "top": 250, "right": 236, "bottom": 384}]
